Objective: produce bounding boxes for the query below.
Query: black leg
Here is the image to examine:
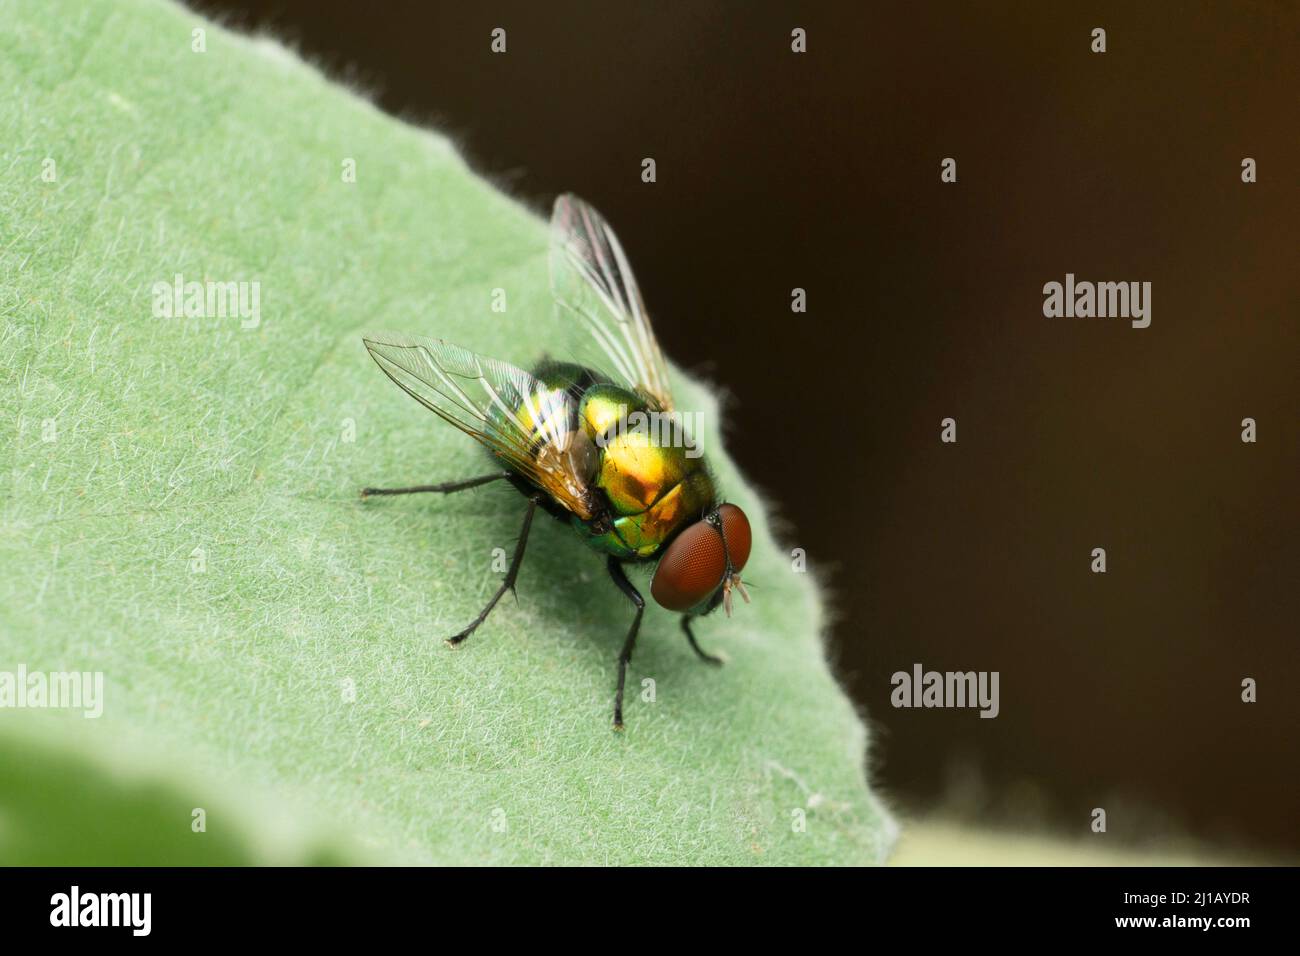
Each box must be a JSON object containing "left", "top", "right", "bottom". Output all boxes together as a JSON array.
[
  {"left": 681, "top": 615, "right": 724, "bottom": 666},
  {"left": 607, "top": 558, "right": 645, "bottom": 731},
  {"left": 361, "top": 472, "right": 509, "bottom": 498},
  {"left": 445, "top": 495, "right": 539, "bottom": 647}
]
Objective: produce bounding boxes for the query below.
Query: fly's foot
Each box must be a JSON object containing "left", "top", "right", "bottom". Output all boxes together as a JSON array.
[{"left": 445, "top": 627, "right": 476, "bottom": 649}]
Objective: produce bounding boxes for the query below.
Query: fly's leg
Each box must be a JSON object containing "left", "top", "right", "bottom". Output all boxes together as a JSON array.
[
  {"left": 445, "top": 495, "right": 539, "bottom": 647},
  {"left": 361, "top": 472, "right": 510, "bottom": 498},
  {"left": 607, "top": 558, "right": 645, "bottom": 731},
  {"left": 681, "top": 615, "right": 724, "bottom": 666}
]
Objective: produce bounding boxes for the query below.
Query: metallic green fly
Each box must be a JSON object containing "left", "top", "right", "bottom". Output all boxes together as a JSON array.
[{"left": 362, "top": 195, "right": 751, "bottom": 729}]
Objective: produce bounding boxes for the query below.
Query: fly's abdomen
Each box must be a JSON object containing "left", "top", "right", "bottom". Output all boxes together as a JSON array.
[{"left": 488, "top": 362, "right": 602, "bottom": 510}]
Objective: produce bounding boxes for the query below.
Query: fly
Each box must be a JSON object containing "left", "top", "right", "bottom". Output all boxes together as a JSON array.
[{"left": 361, "top": 195, "right": 752, "bottom": 729}]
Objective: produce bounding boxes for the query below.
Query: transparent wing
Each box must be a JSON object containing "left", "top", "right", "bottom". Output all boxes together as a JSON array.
[
  {"left": 549, "top": 193, "right": 675, "bottom": 411},
  {"left": 363, "top": 332, "right": 596, "bottom": 519}
]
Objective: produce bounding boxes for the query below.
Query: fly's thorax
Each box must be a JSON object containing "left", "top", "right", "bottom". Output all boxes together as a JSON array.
[
  {"left": 613, "top": 469, "right": 716, "bottom": 556},
  {"left": 572, "top": 382, "right": 717, "bottom": 558},
  {"left": 579, "top": 384, "right": 703, "bottom": 517},
  {"left": 575, "top": 468, "right": 717, "bottom": 560},
  {"left": 598, "top": 433, "right": 694, "bottom": 515}
]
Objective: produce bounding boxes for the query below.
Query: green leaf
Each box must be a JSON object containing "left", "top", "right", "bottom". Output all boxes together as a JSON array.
[{"left": 0, "top": 0, "right": 895, "bottom": 865}]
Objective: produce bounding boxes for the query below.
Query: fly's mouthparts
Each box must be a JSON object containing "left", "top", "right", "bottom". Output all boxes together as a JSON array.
[{"left": 722, "top": 572, "right": 751, "bottom": 617}]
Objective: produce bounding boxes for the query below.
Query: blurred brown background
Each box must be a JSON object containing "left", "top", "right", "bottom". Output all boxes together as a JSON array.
[{"left": 191, "top": 0, "right": 1299, "bottom": 857}]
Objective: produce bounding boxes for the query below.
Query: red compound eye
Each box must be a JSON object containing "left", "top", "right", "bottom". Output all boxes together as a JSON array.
[
  {"left": 651, "top": 505, "right": 751, "bottom": 611},
  {"left": 718, "top": 503, "right": 752, "bottom": 573}
]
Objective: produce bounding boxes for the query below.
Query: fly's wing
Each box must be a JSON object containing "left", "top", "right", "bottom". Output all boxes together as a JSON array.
[
  {"left": 549, "top": 193, "right": 675, "bottom": 412},
  {"left": 363, "top": 332, "right": 595, "bottom": 519}
]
